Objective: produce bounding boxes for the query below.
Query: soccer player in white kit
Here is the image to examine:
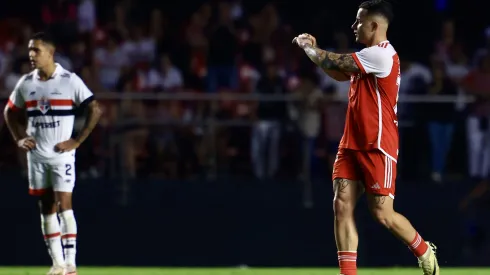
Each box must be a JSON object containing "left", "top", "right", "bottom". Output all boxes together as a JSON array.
[{"left": 3, "top": 32, "right": 102, "bottom": 275}]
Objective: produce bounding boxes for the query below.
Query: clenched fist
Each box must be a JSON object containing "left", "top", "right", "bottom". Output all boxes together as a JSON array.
[{"left": 292, "top": 33, "right": 317, "bottom": 49}]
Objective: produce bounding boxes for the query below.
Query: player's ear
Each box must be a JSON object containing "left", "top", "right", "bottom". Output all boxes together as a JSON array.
[
  {"left": 46, "top": 44, "right": 55, "bottom": 57},
  {"left": 371, "top": 21, "right": 379, "bottom": 32}
]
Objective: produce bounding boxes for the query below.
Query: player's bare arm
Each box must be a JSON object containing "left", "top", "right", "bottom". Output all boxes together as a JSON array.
[
  {"left": 292, "top": 34, "right": 352, "bottom": 81},
  {"left": 293, "top": 33, "right": 360, "bottom": 74},
  {"left": 55, "top": 100, "right": 102, "bottom": 153},
  {"left": 303, "top": 45, "right": 360, "bottom": 73},
  {"left": 3, "top": 105, "right": 36, "bottom": 151}
]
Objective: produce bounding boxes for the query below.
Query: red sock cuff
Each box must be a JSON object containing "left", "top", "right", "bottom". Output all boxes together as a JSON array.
[
  {"left": 408, "top": 232, "right": 429, "bottom": 257},
  {"left": 338, "top": 251, "right": 357, "bottom": 275},
  {"left": 338, "top": 251, "right": 357, "bottom": 258}
]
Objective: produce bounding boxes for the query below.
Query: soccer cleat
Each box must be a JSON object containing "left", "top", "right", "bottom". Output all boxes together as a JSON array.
[
  {"left": 418, "top": 242, "right": 440, "bottom": 275},
  {"left": 46, "top": 266, "right": 65, "bottom": 275},
  {"left": 66, "top": 265, "right": 77, "bottom": 275}
]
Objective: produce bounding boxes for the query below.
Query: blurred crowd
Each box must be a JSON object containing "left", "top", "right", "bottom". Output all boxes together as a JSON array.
[{"left": 0, "top": 0, "right": 489, "bottom": 188}]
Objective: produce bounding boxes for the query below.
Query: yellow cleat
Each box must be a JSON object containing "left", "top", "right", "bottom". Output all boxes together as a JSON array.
[{"left": 418, "top": 242, "right": 440, "bottom": 275}]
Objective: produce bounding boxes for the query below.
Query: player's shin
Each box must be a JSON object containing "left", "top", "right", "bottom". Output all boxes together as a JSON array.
[
  {"left": 334, "top": 202, "right": 358, "bottom": 274},
  {"left": 386, "top": 212, "right": 429, "bottom": 258},
  {"left": 59, "top": 210, "right": 77, "bottom": 267},
  {"left": 333, "top": 178, "right": 361, "bottom": 275},
  {"left": 41, "top": 213, "right": 65, "bottom": 267},
  {"left": 335, "top": 217, "right": 358, "bottom": 275}
]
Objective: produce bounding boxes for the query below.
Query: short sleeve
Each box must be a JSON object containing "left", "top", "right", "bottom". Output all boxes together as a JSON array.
[
  {"left": 71, "top": 73, "right": 94, "bottom": 108},
  {"left": 352, "top": 46, "right": 393, "bottom": 78},
  {"left": 7, "top": 76, "right": 26, "bottom": 110}
]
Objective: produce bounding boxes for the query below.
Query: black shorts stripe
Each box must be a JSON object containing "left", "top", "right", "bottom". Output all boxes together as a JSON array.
[{"left": 27, "top": 109, "right": 76, "bottom": 117}]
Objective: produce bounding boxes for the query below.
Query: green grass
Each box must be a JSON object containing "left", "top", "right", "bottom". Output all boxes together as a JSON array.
[{"left": 0, "top": 267, "right": 488, "bottom": 275}]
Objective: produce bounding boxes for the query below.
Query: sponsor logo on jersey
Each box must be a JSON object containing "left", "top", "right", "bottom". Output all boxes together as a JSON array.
[
  {"left": 32, "top": 121, "right": 60, "bottom": 128},
  {"left": 51, "top": 89, "right": 62, "bottom": 95}
]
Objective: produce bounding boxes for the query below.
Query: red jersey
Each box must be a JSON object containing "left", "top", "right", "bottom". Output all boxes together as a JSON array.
[{"left": 339, "top": 41, "right": 400, "bottom": 162}]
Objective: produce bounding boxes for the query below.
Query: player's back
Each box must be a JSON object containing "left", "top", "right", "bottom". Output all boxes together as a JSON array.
[{"left": 340, "top": 41, "right": 400, "bottom": 162}]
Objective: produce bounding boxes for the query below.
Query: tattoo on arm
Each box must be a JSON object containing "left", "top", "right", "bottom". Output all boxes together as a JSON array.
[
  {"left": 303, "top": 45, "right": 360, "bottom": 73},
  {"left": 374, "top": 195, "right": 386, "bottom": 205},
  {"left": 75, "top": 100, "right": 102, "bottom": 144}
]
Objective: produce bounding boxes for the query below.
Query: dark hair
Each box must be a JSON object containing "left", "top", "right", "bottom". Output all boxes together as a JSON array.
[
  {"left": 359, "top": 0, "right": 394, "bottom": 23},
  {"left": 31, "top": 32, "right": 56, "bottom": 47}
]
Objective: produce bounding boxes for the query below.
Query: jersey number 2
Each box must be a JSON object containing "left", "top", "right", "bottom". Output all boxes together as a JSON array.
[{"left": 65, "top": 164, "right": 72, "bottom": 176}]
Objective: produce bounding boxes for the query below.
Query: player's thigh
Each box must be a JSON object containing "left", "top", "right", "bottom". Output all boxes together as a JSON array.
[
  {"left": 27, "top": 162, "right": 52, "bottom": 196},
  {"left": 357, "top": 150, "right": 397, "bottom": 199},
  {"left": 50, "top": 162, "right": 76, "bottom": 193},
  {"left": 332, "top": 149, "right": 364, "bottom": 211}
]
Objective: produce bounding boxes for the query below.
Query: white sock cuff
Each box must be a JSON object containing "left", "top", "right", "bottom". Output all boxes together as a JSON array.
[
  {"left": 42, "top": 213, "right": 58, "bottom": 223},
  {"left": 60, "top": 210, "right": 75, "bottom": 219}
]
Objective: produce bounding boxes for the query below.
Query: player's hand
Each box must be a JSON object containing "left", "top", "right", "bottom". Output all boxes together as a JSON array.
[
  {"left": 54, "top": 139, "right": 80, "bottom": 153},
  {"left": 292, "top": 33, "right": 317, "bottom": 49},
  {"left": 17, "top": 137, "right": 36, "bottom": 151}
]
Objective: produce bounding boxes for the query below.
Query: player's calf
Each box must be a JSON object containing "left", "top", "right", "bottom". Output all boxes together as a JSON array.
[
  {"left": 367, "top": 194, "right": 431, "bottom": 258},
  {"left": 39, "top": 192, "right": 65, "bottom": 269},
  {"left": 333, "top": 179, "right": 363, "bottom": 275},
  {"left": 56, "top": 192, "right": 78, "bottom": 269}
]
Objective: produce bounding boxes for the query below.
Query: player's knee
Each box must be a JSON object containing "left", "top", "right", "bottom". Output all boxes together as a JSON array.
[
  {"left": 39, "top": 200, "right": 57, "bottom": 214},
  {"left": 333, "top": 197, "right": 355, "bottom": 219},
  {"left": 57, "top": 199, "right": 72, "bottom": 212},
  {"left": 54, "top": 192, "right": 73, "bottom": 212},
  {"left": 39, "top": 192, "right": 56, "bottom": 214},
  {"left": 370, "top": 209, "right": 395, "bottom": 229}
]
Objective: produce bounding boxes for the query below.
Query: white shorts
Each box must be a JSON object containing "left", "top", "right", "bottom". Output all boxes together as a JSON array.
[{"left": 28, "top": 161, "right": 76, "bottom": 196}]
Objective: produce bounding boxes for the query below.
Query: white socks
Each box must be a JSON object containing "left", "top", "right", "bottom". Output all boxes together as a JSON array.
[
  {"left": 41, "top": 210, "right": 78, "bottom": 267},
  {"left": 59, "top": 210, "right": 78, "bottom": 267},
  {"left": 41, "top": 214, "right": 64, "bottom": 266}
]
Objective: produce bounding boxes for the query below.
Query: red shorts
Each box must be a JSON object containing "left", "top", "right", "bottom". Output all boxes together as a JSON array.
[{"left": 332, "top": 148, "right": 396, "bottom": 199}]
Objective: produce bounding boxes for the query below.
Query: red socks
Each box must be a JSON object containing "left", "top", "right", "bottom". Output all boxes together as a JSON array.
[
  {"left": 338, "top": 251, "right": 357, "bottom": 275},
  {"left": 408, "top": 232, "right": 429, "bottom": 258},
  {"left": 337, "top": 232, "right": 427, "bottom": 275}
]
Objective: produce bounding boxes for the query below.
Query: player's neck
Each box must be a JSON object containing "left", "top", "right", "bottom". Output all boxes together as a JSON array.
[
  {"left": 367, "top": 35, "right": 388, "bottom": 47},
  {"left": 38, "top": 63, "right": 57, "bottom": 81}
]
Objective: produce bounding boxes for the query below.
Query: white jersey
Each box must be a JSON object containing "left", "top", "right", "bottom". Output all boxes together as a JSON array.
[{"left": 7, "top": 64, "right": 94, "bottom": 164}]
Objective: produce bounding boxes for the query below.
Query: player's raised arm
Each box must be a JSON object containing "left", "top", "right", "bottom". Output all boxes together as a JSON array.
[
  {"left": 293, "top": 34, "right": 361, "bottom": 74},
  {"left": 307, "top": 45, "right": 360, "bottom": 73},
  {"left": 3, "top": 75, "right": 36, "bottom": 151}
]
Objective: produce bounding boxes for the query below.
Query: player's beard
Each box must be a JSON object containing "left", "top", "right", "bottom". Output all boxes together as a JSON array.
[
  {"left": 30, "top": 60, "right": 39, "bottom": 69},
  {"left": 354, "top": 31, "right": 361, "bottom": 43},
  {"left": 354, "top": 35, "right": 361, "bottom": 44},
  {"left": 354, "top": 33, "right": 366, "bottom": 45}
]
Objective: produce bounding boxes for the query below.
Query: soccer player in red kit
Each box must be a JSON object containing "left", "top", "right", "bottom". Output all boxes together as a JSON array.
[{"left": 293, "top": 1, "right": 439, "bottom": 275}]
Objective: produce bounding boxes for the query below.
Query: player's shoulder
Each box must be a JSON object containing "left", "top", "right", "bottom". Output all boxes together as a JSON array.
[
  {"left": 13, "top": 71, "right": 36, "bottom": 91},
  {"left": 360, "top": 41, "right": 396, "bottom": 56},
  {"left": 374, "top": 41, "right": 397, "bottom": 56},
  {"left": 55, "top": 65, "right": 85, "bottom": 86},
  {"left": 55, "top": 65, "right": 75, "bottom": 80}
]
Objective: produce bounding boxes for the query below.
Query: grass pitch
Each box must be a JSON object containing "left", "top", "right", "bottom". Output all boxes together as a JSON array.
[{"left": 0, "top": 267, "right": 489, "bottom": 275}]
